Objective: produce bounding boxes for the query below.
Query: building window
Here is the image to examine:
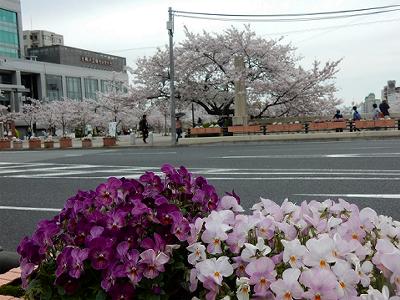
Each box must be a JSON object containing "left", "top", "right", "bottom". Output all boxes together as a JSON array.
[
  {"left": 0, "top": 9, "right": 19, "bottom": 58},
  {"left": 66, "top": 77, "right": 82, "bottom": 100},
  {"left": 46, "top": 75, "right": 63, "bottom": 101},
  {"left": 84, "top": 78, "right": 98, "bottom": 99},
  {"left": 100, "top": 80, "right": 112, "bottom": 93}
]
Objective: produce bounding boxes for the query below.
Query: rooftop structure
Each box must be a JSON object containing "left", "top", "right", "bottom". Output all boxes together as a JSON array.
[{"left": 23, "top": 30, "right": 64, "bottom": 56}]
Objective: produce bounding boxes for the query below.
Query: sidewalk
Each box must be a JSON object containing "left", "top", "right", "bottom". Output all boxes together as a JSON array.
[
  {"left": 0, "top": 268, "right": 21, "bottom": 300},
  {"left": 2, "top": 129, "right": 400, "bottom": 150}
]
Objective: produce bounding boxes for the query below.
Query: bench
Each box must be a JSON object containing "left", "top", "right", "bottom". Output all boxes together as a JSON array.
[
  {"left": 267, "top": 123, "right": 303, "bottom": 133},
  {"left": 228, "top": 125, "right": 261, "bottom": 134},
  {"left": 189, "top": 127, "right": 223, "bottom": 137},
  {"left": 354, "top": 119, "right": 396, "bottom": 130},
  {"left": 307, "top": 121, "right": 347, "bottom": 131}
]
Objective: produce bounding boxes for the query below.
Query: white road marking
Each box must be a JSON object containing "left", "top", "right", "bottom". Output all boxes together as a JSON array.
[
  {"left": 0, "top": 163, "right": 50, "bottom": 170},
  {"left": 295, "top": 194, "right": 400, "bottom": 199},
  {"left": 0, "top": 206, "right": 61, "bottom": 212},
  {"left": 193, "top": 172, "right": 400, "bottom": 176},
  {"left": 1, "top": 162, "right": 400, "bottom": 181},
  {"left": 0, "top": 165, "right": 99, "bottom": 174},
  {"left": 98, "top": 152, "right": 177, "bottom": 155},
  {"left": 206, "top": 177, "right": 400, "bottom": 181},
  {"left": 218, "top": 153, "right": 400, "bottom": 159}
]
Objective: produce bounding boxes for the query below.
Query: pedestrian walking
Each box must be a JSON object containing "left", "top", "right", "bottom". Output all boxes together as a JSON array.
[
  {"left": 352, "top": 106, "right": 361, "bottom": 131},
  {"left": 379, "top": 100, "right": 390, "bottom": 118},
  {"left": 333, "top": 109, "right": 344, "bottom": 132},
  {"left": 372, "top": 103, "right": 381, "bottom": 120},
  {"left": 176, "top": 117, "right": 182, "bottom": 142},
  {"left": 27, "top": 126, "right": 32, "bottom": 139},
  {"left": 139, "top": 114, "right": 149, "bottom": 143}
]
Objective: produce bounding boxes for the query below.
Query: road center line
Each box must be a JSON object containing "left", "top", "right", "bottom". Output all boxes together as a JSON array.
[
  {"left": 218, "top": 153, "right": 400, "bottom": 159},
  {"left": 206, "top": 177, "right": 400, "bottom": 181},
  {"left": 294, "top": 194, "right": 400, "bottom": 199}
]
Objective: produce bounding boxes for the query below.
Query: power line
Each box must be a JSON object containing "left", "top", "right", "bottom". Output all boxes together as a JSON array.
[
  {"left": 264, "top": 17, "right": 400, "bottom": 36},
  {"left": 102, "top": 6, "right": 400, "bottom": 54},
  {"left": 174, "top": 8, "right": 400, "bottom": 22},
  {"left": 104, "top": 46, "right": 160, "bottom": 53},
  {"left": 173, "top": 4, "right": 400, "bottom": 17}
]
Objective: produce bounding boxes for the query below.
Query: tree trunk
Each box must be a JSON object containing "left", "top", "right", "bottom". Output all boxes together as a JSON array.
[{"left": 164, "top": 114, "right": 168, "bottom": 136}]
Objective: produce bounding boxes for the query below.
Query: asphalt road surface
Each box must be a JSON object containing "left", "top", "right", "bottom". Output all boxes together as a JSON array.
[{"left": 1, "top": 139, "right": 400, "bottom": 252}]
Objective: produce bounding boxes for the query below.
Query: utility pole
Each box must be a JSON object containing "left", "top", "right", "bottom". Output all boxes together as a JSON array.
[
  {"left": 192, "top": 102, "right": 195, "bottom": 127},
  {"left": 167, "top": 7, "right": 176, "bottom": 145}
]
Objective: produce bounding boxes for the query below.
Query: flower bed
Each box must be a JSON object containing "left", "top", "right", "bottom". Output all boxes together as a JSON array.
[
  {"left": 0, "top": 139, "right": 11, "bottom": 150},
  {"left": 14, "top": 165, "right": 400, "bottom": 300},
  {"left": 103, "top": 136, "right": 116, "bottom": 147},
  {"left": 28, "top": 138, "right": 41, "bottom": 150},
  {"left": 187, "top": 197, "right": 400, "bottom": 299},
  {"left": 17, "top": 164, "right": 219, "bottom": 299},
  {"left": 59, "top": 137, "right": 72, "bottom": 149}
]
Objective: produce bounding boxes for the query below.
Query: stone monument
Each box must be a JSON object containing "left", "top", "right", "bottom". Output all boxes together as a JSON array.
[{"left": 232, "top": 56, "right": 248, "bottom": 126}]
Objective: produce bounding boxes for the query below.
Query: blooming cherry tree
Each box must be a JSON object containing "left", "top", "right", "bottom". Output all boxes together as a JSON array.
[{"left": 133, "top": 26, "right": 341, "bottom": 118}]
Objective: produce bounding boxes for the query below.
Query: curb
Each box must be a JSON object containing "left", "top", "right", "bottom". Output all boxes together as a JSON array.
[
  {"left": 0, "top": 131, "right": 400, "bottom": 150},
  {"left": 179, "top": 130, "right": 400, "bottom": 146}
]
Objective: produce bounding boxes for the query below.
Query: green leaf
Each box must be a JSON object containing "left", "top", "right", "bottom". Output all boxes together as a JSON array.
[
  {"left": 41, "top": 285, "right": 53, "bottom": 300},
  {"left": 57, "top": 285, "right": 66, "bottom": 296},
  {"left": 95, "top": 290, "right": 107, "bottom": 300}
]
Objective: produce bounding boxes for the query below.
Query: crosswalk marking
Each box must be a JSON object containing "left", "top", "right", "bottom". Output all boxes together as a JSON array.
[{"left": 1, "top": 162, "right": 400, "bottom": 182}]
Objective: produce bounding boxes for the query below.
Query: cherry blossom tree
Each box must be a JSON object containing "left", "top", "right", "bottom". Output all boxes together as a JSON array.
[
  {"left": 132, "top": 26, "right": 341, "bottom": 118},
  {"left": 70, "top": 98, "right": 97, "bottom": 137},
  {"left": 0, "top": 105, "right": 10, "bottom": 138},
  {"left": 0, "top": 104, "right": 15, "bottom": 123},
  {"left": 37, "top": 101, "right": 57, "bottom": 135},
  {"left": 49, "top": 99, "right": 76, "bottom": 137},
  {"left": 95, "top": 86, "right": 147, "bottom": 136},
  {"left": 0, "top": 104, "right": 9, "bottom": 123},
  {"left": 15, "top": 98, "right": 42, "bottom": 136}
]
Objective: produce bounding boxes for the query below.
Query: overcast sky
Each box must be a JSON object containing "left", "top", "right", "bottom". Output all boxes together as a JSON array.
[{"left": 20, "top": 0, "right": 400, "bottom": 106}]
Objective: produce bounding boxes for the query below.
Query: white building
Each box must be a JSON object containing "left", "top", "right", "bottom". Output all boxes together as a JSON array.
[
  {"left": 381, "top": 80, "right": 400, "bottom": 113},
  {"left": 0, "top": 0, "right": 128, "bottom": 112},
  {"left": 23, "top": 30, "right": 64, "bottom": 56},
  {"left": 361, "top": 93, "right": 380, "bottom": 114}
]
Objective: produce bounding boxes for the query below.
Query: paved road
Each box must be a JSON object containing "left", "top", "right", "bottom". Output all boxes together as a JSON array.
[{"left": 1, "top": 139, "right": 400, "bottom": 251}]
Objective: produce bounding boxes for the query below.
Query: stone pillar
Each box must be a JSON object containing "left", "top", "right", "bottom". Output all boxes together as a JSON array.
[
  {"left": 62, "top": 76, "right": 67, "bottom": 99},
  {"left": 232, "top": 56, "right": 248, "bottom": 126},
  {"left": 81, "top": 77, "right": 86, "bottom": 99},
  {"left": 10, "top": 91, "right": 15, "bottom": 112},
  {"left": 11, "top": 71, "right": 22, "bottom": 112},
  {"left": 38, "top": 73, "right": 46, "bottom": 100}
]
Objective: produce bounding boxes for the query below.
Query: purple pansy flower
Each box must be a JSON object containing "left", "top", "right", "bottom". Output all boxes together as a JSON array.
[
  {"left": 139, "top": 249, "right": 170, "bottom": 279},
  {"left": 68, "top": 248, "right": 89, "bottom": 279},
  {"left": 109, "top": 282, "right": 135, "bottom": 300},
  {"left": 156, "top": 203, "right": 183, "bottom": 225},
  {"left": 89, "top": 237, "right": 114, "bottom": 270}
]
